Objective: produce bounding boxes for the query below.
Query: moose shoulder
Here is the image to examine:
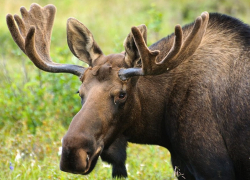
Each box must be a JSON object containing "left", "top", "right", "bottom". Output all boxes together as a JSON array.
[{"left": 7, "top": 3, "right": 250, "bottom": 180}]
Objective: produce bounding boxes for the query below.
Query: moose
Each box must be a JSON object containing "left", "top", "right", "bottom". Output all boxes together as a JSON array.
[{"left": 7, "top": 3, "right": 250, "bottom": 180}]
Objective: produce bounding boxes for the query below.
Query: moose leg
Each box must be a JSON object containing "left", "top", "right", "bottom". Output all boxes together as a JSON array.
[
  {"left": 171, "top": 152, "right": 195, "bottom": 180},
  {"left": 101, "top": 135, "right": 127, "bottom": 178}
]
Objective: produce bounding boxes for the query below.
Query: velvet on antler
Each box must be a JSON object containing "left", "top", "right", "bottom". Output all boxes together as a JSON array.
[
  {"left": 6, "top": 3, "right": 85, "bottom": 76},
  {"left": 119, "top": 12, "right": 209, "bottom": 81}
]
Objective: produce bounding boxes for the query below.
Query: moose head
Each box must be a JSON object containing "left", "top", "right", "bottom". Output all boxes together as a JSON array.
[{"left": 7, "top": 3, "right": 209, "bottom": 177}]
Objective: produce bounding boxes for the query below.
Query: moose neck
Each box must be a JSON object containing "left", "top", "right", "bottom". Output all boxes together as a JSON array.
[{"left": 123, "top": 75, "right": 171, "bottom": 148}]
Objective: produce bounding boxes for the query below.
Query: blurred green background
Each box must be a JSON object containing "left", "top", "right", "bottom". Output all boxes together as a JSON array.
[{"left": 0, "top": 0, "right": 250, "bottom": 179}]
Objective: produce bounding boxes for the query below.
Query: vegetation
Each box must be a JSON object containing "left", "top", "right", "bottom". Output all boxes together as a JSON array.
[{"left": 0, "top": 0, "right": 249, "bottom": 179}]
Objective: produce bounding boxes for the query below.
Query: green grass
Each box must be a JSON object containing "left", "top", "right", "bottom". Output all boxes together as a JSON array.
[{"left": 1, "top": 0, "right": 250, "bottom": 179}]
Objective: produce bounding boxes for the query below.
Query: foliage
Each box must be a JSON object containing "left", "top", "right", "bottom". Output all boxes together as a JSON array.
[
  {"left": 145, "top": 4, "right": 163, "bottom": 44},
  {"left": 0, "top": 46, "right": 81, "bottom": 133},
  {"left": 0, "top": 0, "right": 250, "bottom": 179}
]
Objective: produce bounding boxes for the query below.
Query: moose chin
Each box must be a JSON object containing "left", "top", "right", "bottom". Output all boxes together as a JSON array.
[{"left": 7, "top": 3, "right": 250, "bottom": 180}]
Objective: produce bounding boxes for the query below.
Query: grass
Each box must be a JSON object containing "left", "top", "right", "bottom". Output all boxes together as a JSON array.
[{"left": 1, "top": 0, "right": 250, "bottom": 179}]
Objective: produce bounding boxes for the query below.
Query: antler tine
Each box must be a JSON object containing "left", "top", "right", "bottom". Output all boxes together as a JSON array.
[
  {"left": 6, "top": 3, "right": 85, "bottom": 76},
  {"left": 157, "top": 25, "right": 183, "bottom": 65},
  {"left": 14, "top": 14, "right": 27, "bottom": 41},
  {"left": 131, "top": 26, "right": 160, "bottom": 73},
  {"left": 6, "top": 14, "right": 25, "bottom": 53}
]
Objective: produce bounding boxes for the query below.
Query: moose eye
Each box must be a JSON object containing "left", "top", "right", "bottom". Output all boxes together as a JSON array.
[
  {"left": 112, "top": 90, "right": 127, "bottom": 105},
  {"left": 76, "top": 90, "right": 85, "bottom": 105},
  {"left": 77, "top": 90, "right": 82, "bottom": 97},
  {"left": 136, "top": 59, "right": 142, "bottom": 67},
  {"left": 119, "top": 92, "right": 126, "bottom": 99}
]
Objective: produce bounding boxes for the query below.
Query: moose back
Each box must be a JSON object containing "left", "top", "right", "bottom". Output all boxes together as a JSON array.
[{"left": 7, "top": 3, "right": 250, "bottom": 180}]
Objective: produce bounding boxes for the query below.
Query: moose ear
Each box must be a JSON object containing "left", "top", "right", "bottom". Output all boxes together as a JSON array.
[
  {"left": 124, "top": 24, "right": 147, "bottom": 67},
  {"left": 67, "top": 18, "right": 103, "bottom": 66}
]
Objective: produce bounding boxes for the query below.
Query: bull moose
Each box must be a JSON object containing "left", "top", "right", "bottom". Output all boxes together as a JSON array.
[{"left": 6, "top": 3, "right": 250, "bottom": 180}]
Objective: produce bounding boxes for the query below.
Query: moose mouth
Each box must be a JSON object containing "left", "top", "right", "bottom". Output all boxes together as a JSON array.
[{"left": 81, "top": 146, "right": 103, "bottom": 175}]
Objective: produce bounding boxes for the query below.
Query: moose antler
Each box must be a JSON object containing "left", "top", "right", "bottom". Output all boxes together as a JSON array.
[
  {"left": 6, "top": 3, "right": 85, "bottom": 76},
  {"left": 119, "top": 12, "right": 209, "bottom": 80}
]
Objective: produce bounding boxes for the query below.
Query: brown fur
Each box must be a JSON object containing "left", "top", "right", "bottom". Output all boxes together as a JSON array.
[{"left": 61, "top": 12, "right": 250, "bottom": 179}]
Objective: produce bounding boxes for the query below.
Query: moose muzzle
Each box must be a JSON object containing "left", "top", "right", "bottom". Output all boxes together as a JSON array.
[{"left": 60, "top": 133, "right": 104, "bottom": 174}]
